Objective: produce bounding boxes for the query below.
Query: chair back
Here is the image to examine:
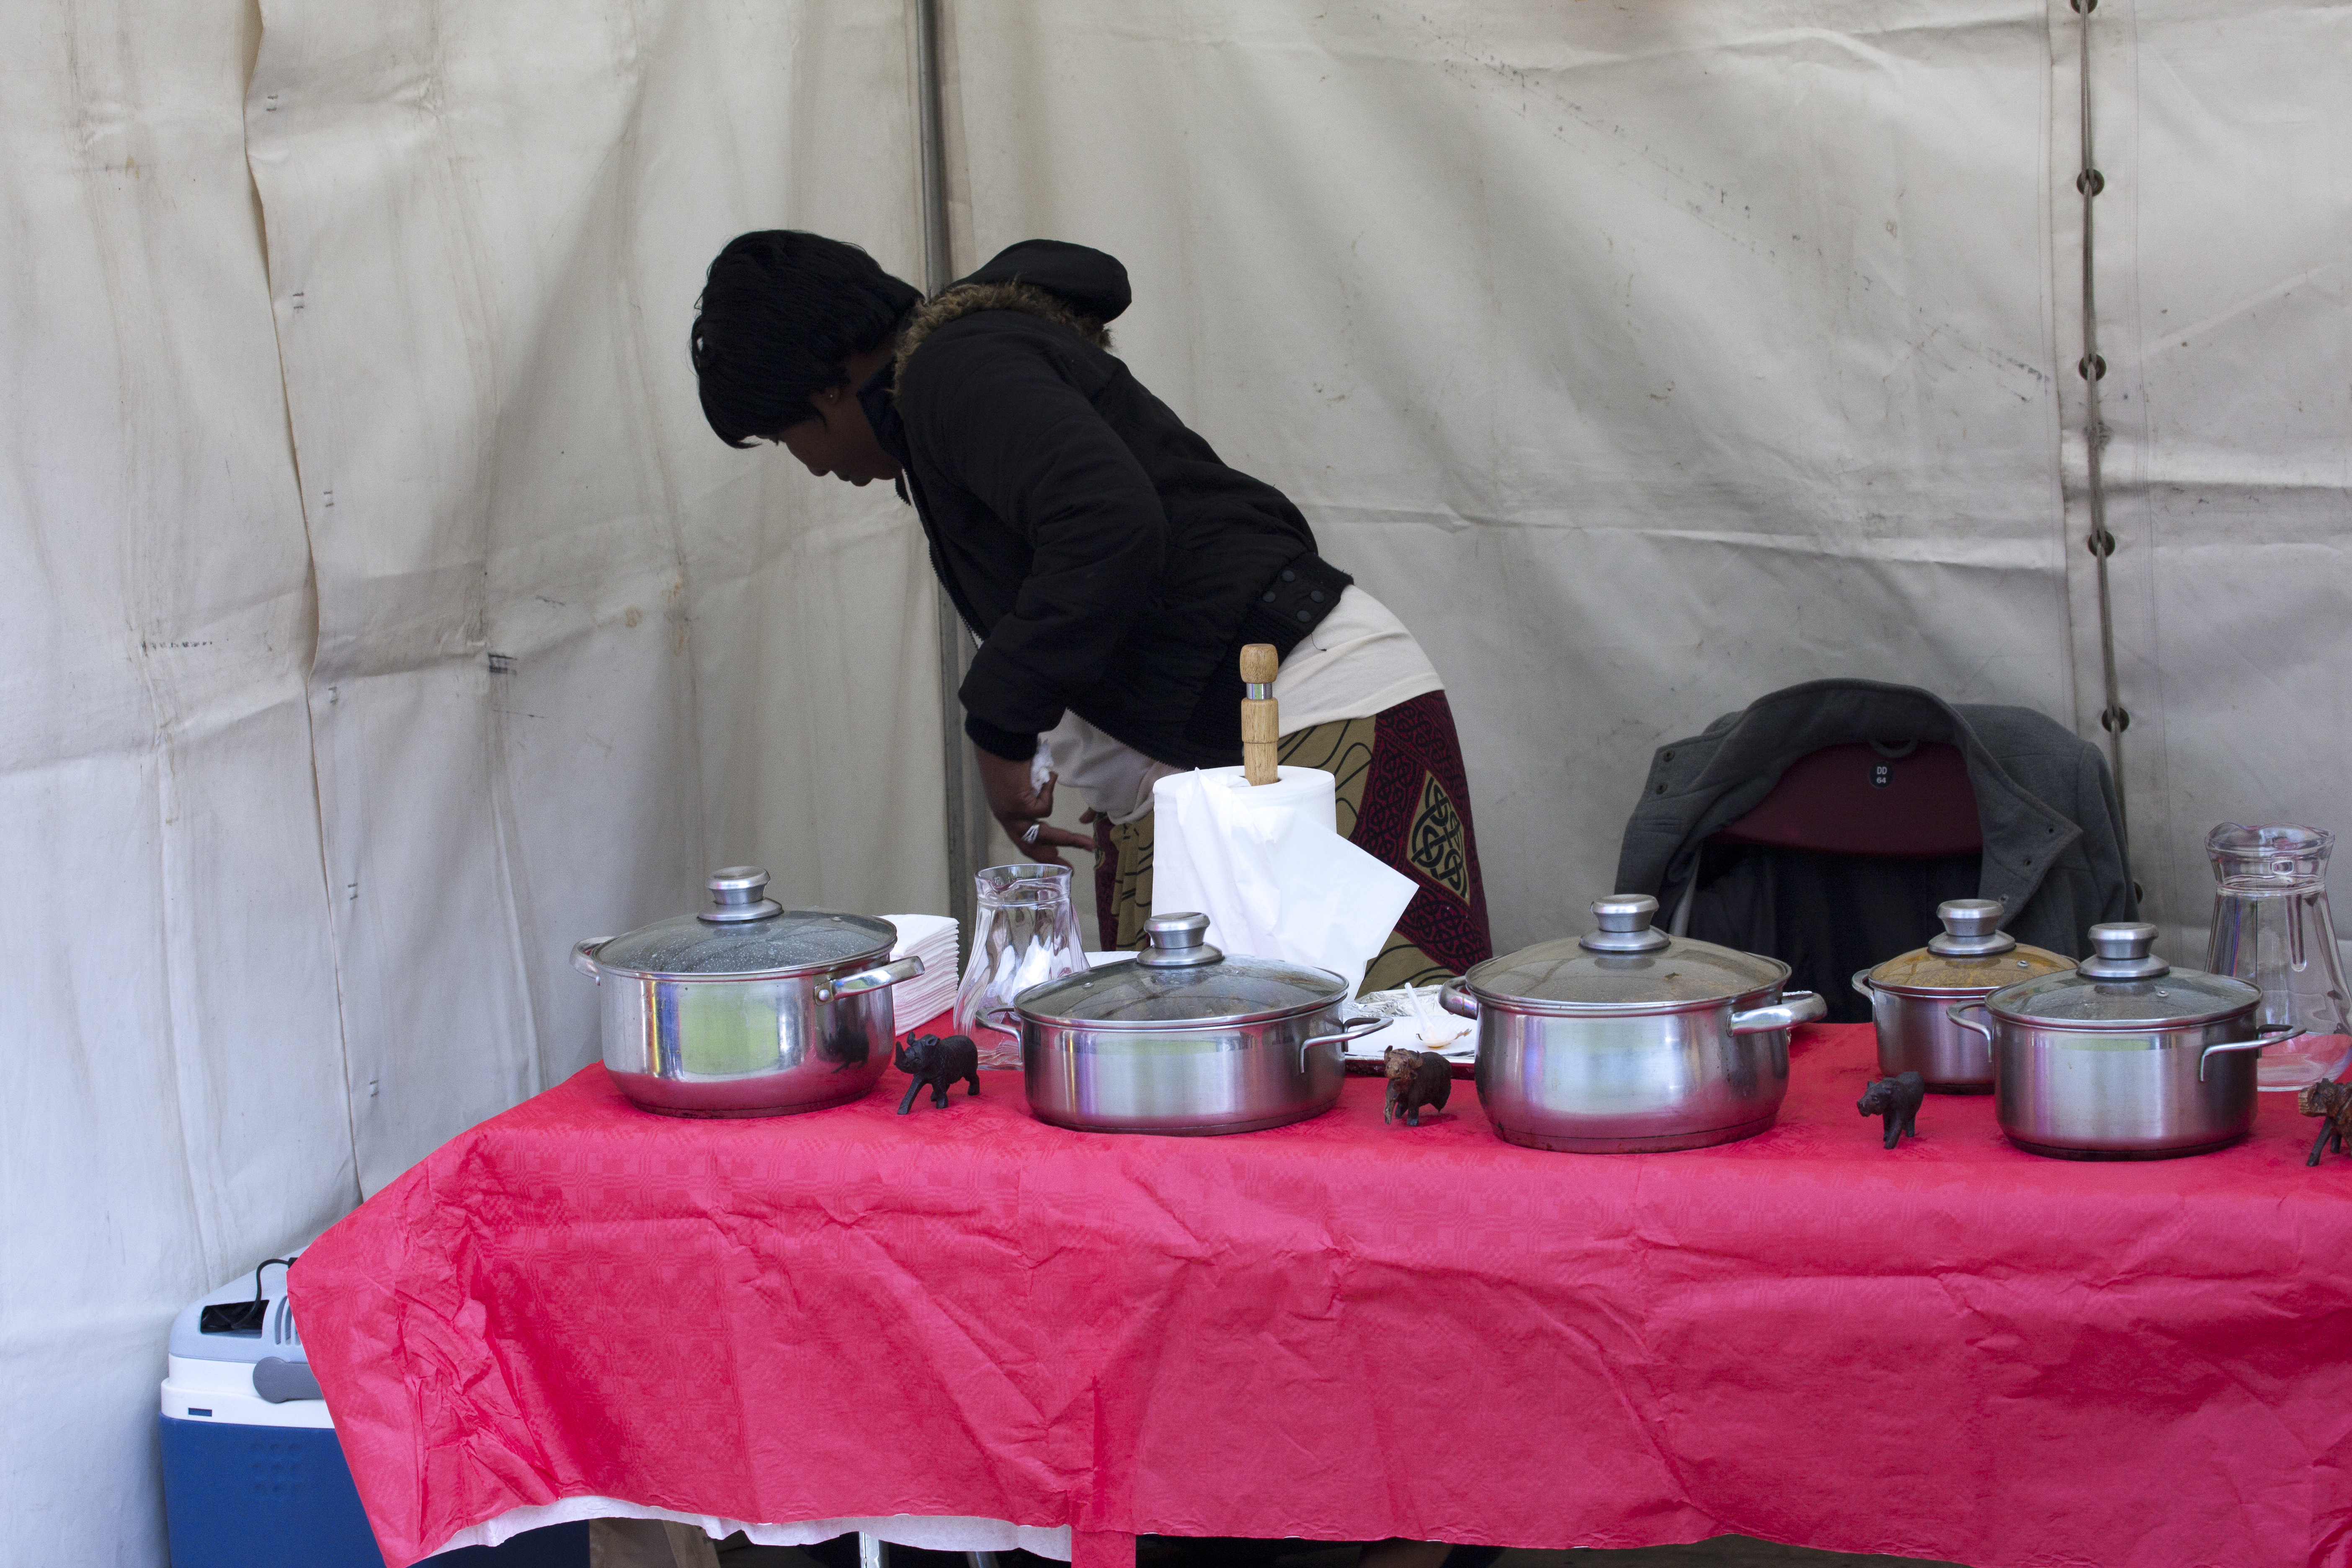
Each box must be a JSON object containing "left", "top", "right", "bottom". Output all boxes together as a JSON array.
[
  {"left": 1712, "top": 741, "right": 1980, "bottom": 858},
  {"left": 1692, "top": 741, "right": 1984, "bottom": 1024}
]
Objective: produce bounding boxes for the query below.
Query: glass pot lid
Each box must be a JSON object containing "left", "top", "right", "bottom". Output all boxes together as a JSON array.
[
  {"left": 1464, "top": 895, "right": 1789, "bottom": 1014},
  {"left": 1867, "top": 900, "right": 2074, "bottom": 995},
  {"left": 1987, "top": 922, "right": 2259, "bottom": 1028},
  {"left": 591, "top": 867, "right": 896, "bottom": 979},
  {"left": 1015, "top": 912, "right": 1346, "bottom": 1027}
]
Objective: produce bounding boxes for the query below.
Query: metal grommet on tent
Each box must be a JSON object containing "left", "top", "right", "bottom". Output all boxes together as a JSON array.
[
  {"left": 2076, "top": 168, "right": 2105, "bottom": 195},
  {"left": 2101, "top": 706, "right": 2132, "bottom": 734},
  {"left": 2077, "top": 354, "right": 2107, "bottom": 380},
  {"left": 2086, "top": 530, "right": 2116, "bottom": 558}
]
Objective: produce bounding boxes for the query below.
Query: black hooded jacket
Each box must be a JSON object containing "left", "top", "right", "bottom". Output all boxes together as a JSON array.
[{"left": 859, "top": 240, "right": 1350, "bottom": 768}]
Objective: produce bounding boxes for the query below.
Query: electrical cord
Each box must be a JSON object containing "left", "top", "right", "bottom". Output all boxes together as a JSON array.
[{"left": 253, "top": 1256, "right": 295, "bottom": 1302}]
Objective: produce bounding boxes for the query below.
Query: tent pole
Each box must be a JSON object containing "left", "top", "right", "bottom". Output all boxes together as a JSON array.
[
  {"left": 916, "top": 0, "right": 990, "bottom": 946},
  {"left": 2074, "top": 0, "right": 2128, "bottom": 846}
]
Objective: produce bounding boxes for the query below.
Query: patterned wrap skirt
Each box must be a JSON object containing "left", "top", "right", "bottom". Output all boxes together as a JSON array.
[{"left": 1092, "top": 690, "right": 1493, "bottom": 990}]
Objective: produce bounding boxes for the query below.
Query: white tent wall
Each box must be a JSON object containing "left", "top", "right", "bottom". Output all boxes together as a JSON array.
[
  {"left": 6, "top": 2, "right": 945, "bottom": 1563},
  {"left": 2055, "top": 0, "right": 2352, "bottom": 959},
  {"left": 244, "top": 0, "right": 949, "bottom": 1196},
  {"left": 939, "top": 0, "right": 2080, "bottom": 954},
  {"left": 1, "top": 1, "right": 351, "bottom": 1563},
  {"left": 943, "top": 0, "right": 2351, "bottom": 964}
]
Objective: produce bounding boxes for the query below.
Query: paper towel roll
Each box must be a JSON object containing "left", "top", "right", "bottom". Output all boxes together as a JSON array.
[
  {"left": 1165, "top": 764, "right": 1337, "bottom": 831},
  {"left": 1150, "top": 764, "right": 1414, "bottom": 999},
  {"left": 1153, "top": 769, "right": 1336, "bottom": 924}
]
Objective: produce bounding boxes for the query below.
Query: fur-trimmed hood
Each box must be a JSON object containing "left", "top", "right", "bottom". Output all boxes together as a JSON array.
[{"left": 894, "top": 240, "right": 1130, "bottom": 385}]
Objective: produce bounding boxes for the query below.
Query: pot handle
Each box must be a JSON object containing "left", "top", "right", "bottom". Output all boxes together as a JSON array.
[
  {"left": 978, "top": 1004, "right": 1023, "bottom": 1035},
  {"left": 1439, "top": 978, "right": 1480, "bottom": 1020},
  {"left": 1946, "top": 1001, "right": 1994, "bottom": 1044},
  {"left": 571, "top": 938, "right": 609, "bottom": 983},
  {"left": 2201, "top": 1026, "right": 2303, "bottom": 1082},
  {"left": 1851, "top": 968, "right": 1876, "bottom": 1002},
  {"left": 1299, "top": 1016, "right": 1387, "bottom": 1071},
  {"left": 1728, "top": 989, "right": 1827, "bottom": 1036},
  {"left": 813, "top": 954, "right": 924, "bottom": 1005}
]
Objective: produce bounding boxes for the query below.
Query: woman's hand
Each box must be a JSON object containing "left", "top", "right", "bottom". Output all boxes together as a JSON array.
[{"left": 973, "top": 746, "right": 1095, "bottom": 868}]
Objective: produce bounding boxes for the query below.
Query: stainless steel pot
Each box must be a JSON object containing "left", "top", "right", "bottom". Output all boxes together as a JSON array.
[
  {"left": 1440, "top": 895, "right": 1826, "bottom": 1153},
  {"left": 1006, "top": 912, "right": 1383, "bottom": 1135},
  {"left": 1851, "top": 900, "right": 2073, "bottom": 1092},
  {"left": 572, "top": 867, "right": 923, "bottom": 1118},
  {"left": 1948, "top": 922, "right": 2301, "bottom": 1159}
]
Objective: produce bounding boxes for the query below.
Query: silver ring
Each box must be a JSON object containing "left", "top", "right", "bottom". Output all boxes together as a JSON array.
[{"left": 1021, "top": 822, "right": 1042, "bottom": 844}]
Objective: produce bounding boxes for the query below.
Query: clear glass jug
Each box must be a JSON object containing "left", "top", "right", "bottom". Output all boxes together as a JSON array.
[
  {"left": 954, "top": 862, "right": 1089, "bottom": 1066},
  {"left": 2205, "top": 823, "right": 2352, "bottom": 1090}
]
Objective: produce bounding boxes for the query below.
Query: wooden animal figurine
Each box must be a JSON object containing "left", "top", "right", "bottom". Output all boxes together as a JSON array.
[
  {"left": 2298, "top": 1078, "right": 2352, "bottom": 1166},
  {"left": 1383, "top": 1046, "right": 1452, "bottom": 1127},
  {"left": 893, "top": 1033, "right": 981, "bottom": 1114},
  {"left": 1857, "top": 1071, "right": 1926, "bottom": 1149}
]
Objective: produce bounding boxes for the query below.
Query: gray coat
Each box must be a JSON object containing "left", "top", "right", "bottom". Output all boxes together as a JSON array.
[{"left": 1612, "top": 679, "right": 2134, "bottom": 958}]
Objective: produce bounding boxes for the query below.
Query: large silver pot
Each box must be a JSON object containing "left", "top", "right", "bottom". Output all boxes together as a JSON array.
[
  {"left": 1851, "top": 900, "right": 2072, "bottom": 1092},
  {"left": 1949, "top": 921, "right": 2300, "bottom": 1159},
  {"left": 1440, "top": 895, "right": 1826, "bottom": 1153},
  {"left": 1006, "top": 913, "right": 1383, "bottom": 1135},
  {"left": 572, "top": 867, "right": 923, "bottom": 1118}
]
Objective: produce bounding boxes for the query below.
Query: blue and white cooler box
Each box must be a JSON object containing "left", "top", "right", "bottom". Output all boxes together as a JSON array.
[{"left": 160, "top": 1251, "right": 583, "bottom": 1567}]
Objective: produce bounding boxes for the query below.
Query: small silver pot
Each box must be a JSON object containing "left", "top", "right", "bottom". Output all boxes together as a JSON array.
[
  {"left": 573, "top": 867, "right": 922, "bottom": 1118},
  {"left": 1440, "top": 895, "right": 1826, "bottom": 1153},
  {"left": 1949, "top": 922, "right": 2300, "bottom": 1159},
  {"left": 1006, "top": 913, "right": 1383, "bottom": 1135},
  {"left": 1851, "top": 900, "right": 2073, "bottom": 1092}
]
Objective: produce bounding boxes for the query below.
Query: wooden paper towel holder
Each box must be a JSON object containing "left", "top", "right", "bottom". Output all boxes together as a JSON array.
[{"left": 1241, "top": 643, "right": 1279, "bottom": 785}]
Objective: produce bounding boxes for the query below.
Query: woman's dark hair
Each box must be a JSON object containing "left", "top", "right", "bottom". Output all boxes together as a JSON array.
[{"left": 691, "top": 231, "right": 922, "bottom": 448}]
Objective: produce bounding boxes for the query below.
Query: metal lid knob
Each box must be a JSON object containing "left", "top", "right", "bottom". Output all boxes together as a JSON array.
[
  {"left": 2078, "top": 921, "right": 2169, "bottom": 980},
  {"left": 1928, "top": 898, "right": 2017, "bottom": 957},
  {"left": 700, "top": 865, "right": 784, "bottom": 925},
  {"left": 1580, "top": 893, "right": 1671, "bottom": 954},
  {"left": 1137, "top": 910, "right": 1222, "bottom": 969}
]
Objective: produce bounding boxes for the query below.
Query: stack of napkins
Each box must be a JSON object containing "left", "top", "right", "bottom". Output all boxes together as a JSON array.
[{"left": 884, "top": 914, "right": 960, "bottom": 1032}]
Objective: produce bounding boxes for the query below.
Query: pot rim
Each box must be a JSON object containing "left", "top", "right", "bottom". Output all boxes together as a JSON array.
[
  {"left": 1457, "top": 980, "right": 1783, "bottom": 1021},
  {"left": 578, "top": 935, "right": 895, "bottom": 985},
  {"left": 1865, "top": 975, "right": 2023, "bottom": 1002},
  {"left": 1981, "top": 998, "right": 2259, "bottom": 1034},
  {"left": 1014, "top": 994, "right": 1338, "bottom": 1033}
]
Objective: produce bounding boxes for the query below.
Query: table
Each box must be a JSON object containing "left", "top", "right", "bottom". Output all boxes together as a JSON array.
[{"left": 292, "top": 1024, "right": 2352, "bottom": 1568}]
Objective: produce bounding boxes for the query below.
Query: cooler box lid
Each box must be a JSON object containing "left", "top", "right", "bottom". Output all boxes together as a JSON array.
[{"left": 168, "top": 1254, "right": 308, "bottom": 1368}]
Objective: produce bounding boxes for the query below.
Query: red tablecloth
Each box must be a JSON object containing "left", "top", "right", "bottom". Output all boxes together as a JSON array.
[{"left": 294, "top": 1024, "right": 2352, "bottom": 1568}]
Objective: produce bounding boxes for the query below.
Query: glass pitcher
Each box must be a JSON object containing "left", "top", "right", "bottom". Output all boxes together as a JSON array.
[
  {"left": 954, "top": 862, "right": 1089, "bottom": 1066},
  {"left": 2205, "top": 823, "right": 2352, "bottom": 1090}
]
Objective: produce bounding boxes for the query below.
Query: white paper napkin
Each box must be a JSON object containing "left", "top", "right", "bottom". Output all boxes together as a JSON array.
[
  {"left": 1341, "top": 984, "right": 1475, "bottom": 1063},
  {"left": 1150, "top": 764, "right": 1416, "bottom": 1001}
]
